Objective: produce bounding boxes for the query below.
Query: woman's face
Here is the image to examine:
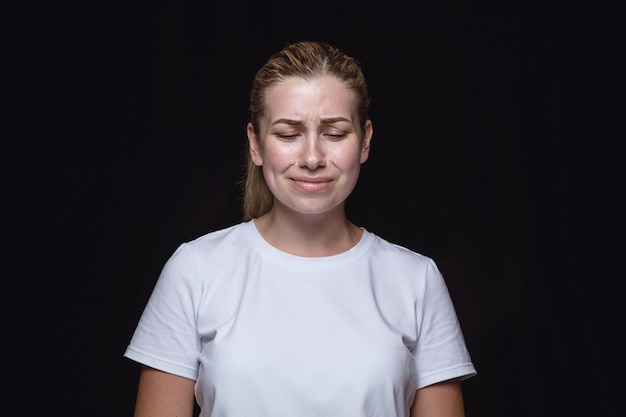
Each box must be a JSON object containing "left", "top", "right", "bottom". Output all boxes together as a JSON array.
[{"left": 248, "top": 75, "right": 372, "bottom": 218}]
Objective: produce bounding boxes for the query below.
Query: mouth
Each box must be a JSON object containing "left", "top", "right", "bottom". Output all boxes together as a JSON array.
[{"left": 291, "top": 177, "right": 333, "bottom": 192}]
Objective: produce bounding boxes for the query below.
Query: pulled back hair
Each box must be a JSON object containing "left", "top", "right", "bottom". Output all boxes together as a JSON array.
[{"left": 242, "top": 41, "right": 371, "bottom": 221}]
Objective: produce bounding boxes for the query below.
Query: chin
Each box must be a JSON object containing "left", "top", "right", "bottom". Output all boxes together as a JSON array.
[{"left": 286, "top": 203, "right": 344, "bottom": 217}]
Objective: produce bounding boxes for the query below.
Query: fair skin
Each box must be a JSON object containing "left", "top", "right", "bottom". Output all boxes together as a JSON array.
[
  {"left": 131, "top": 74, "right": 466, "bottom": 417},
  {"left": 247, "top": 75, "right": 372, "bottom": 256},
  {"left": 411, "top": 380, "right": 466, "bottom": 417},
  {"left": 133, "top": 366, "right": 195, "bottom": 417}
]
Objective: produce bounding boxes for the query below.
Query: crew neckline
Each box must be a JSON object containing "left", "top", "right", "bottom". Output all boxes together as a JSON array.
[{"left": 243, "top": 219, "right": 374, "bottom": 265}]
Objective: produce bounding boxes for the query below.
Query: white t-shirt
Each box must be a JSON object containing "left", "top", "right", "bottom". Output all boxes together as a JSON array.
[{"left": 125, "top": 221, "right": 476, "bottom": 417}]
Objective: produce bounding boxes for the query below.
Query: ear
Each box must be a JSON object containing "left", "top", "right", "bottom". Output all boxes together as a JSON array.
[
  {"left": 247, "top": 122, "right": 263, "bottom": 166},
  {"left": 360, "top": 119, "right": 373, "bottom": 164}
]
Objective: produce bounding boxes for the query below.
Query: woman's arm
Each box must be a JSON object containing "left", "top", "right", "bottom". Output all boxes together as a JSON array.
[
  {"left": 133, "top": 366, "right": 196, "bottom": 417},
  {"left": 410, "top": 379, "right": 465, "bottom": 417}
]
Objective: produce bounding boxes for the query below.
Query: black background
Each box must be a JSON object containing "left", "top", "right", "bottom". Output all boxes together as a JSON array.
[{"left": 6, "top": 1, "right": 624, "bottom": 416}]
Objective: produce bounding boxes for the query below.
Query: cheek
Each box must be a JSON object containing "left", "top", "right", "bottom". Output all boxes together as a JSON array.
[
  {"left": 261, "top": 144, "right": 296, "bottom": 170},
  {"left": 334, "top": 144, "right": 365, "bottom": 172}
]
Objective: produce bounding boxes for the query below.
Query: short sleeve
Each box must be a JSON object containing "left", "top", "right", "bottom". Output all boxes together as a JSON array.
[
  {"left": 124, "top": 243, "right": 202, "bottom": 380},
  {"left": 413, "top": 259, "right": 477, "bottom": 389}
]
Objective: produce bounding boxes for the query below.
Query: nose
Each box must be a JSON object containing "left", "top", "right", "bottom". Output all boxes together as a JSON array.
[{"left": 299, "top": 135, "right": 326, "bottom": 169}]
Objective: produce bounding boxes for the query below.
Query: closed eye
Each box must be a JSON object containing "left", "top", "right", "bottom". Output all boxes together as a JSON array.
[
  {"left": 326, "top": 133, "right": 348, "bottom": 140},
  {"left": 276, "top": 133, "right": 299, "bottom": 140}
]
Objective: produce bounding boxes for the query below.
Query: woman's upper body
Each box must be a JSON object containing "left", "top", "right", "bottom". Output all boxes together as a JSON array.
[
  {"left": 125, "top": 221, "right": 476, "bottom": 417},
  {"left": 125, "top": 40, "right": 476, "bottom": 416}
]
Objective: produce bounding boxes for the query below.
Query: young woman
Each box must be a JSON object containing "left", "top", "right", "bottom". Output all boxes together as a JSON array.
[{"left": 125, "top": 40, "right": 476, "bottom": 417}]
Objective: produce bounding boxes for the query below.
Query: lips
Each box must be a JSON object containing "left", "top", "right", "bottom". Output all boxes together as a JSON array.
[{"left": 291, "top": 176, "right": 333, "bottom": 192}]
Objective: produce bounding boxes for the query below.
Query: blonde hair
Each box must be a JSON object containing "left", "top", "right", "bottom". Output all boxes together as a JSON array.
[{"left": 242, "top": 41, "right": 371, "bottom": 221}]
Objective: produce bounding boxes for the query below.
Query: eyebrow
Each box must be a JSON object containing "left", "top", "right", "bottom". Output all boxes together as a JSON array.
[{"left": 271, "top": 117, "right": 351, "bottom": 126}]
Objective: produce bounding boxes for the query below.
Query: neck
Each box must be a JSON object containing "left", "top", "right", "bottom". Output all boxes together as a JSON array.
[{"left": 253, "top": 205, "right": 362, "bottom": 257}]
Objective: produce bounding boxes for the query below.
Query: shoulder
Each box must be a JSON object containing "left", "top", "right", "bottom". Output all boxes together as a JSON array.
[
  {"left": 185, "top": 222, "right": 249, "bottom": 251},
  {"left": 163, "top": 222, "right": 252, "bottom": 271},
  {"left": 366, "top": 231, "right": 435, "bottom": 272}
]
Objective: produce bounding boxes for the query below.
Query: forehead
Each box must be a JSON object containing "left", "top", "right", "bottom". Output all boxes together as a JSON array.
[{"left": 263, "top": 75, "right": 358, "bottom": 120}]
